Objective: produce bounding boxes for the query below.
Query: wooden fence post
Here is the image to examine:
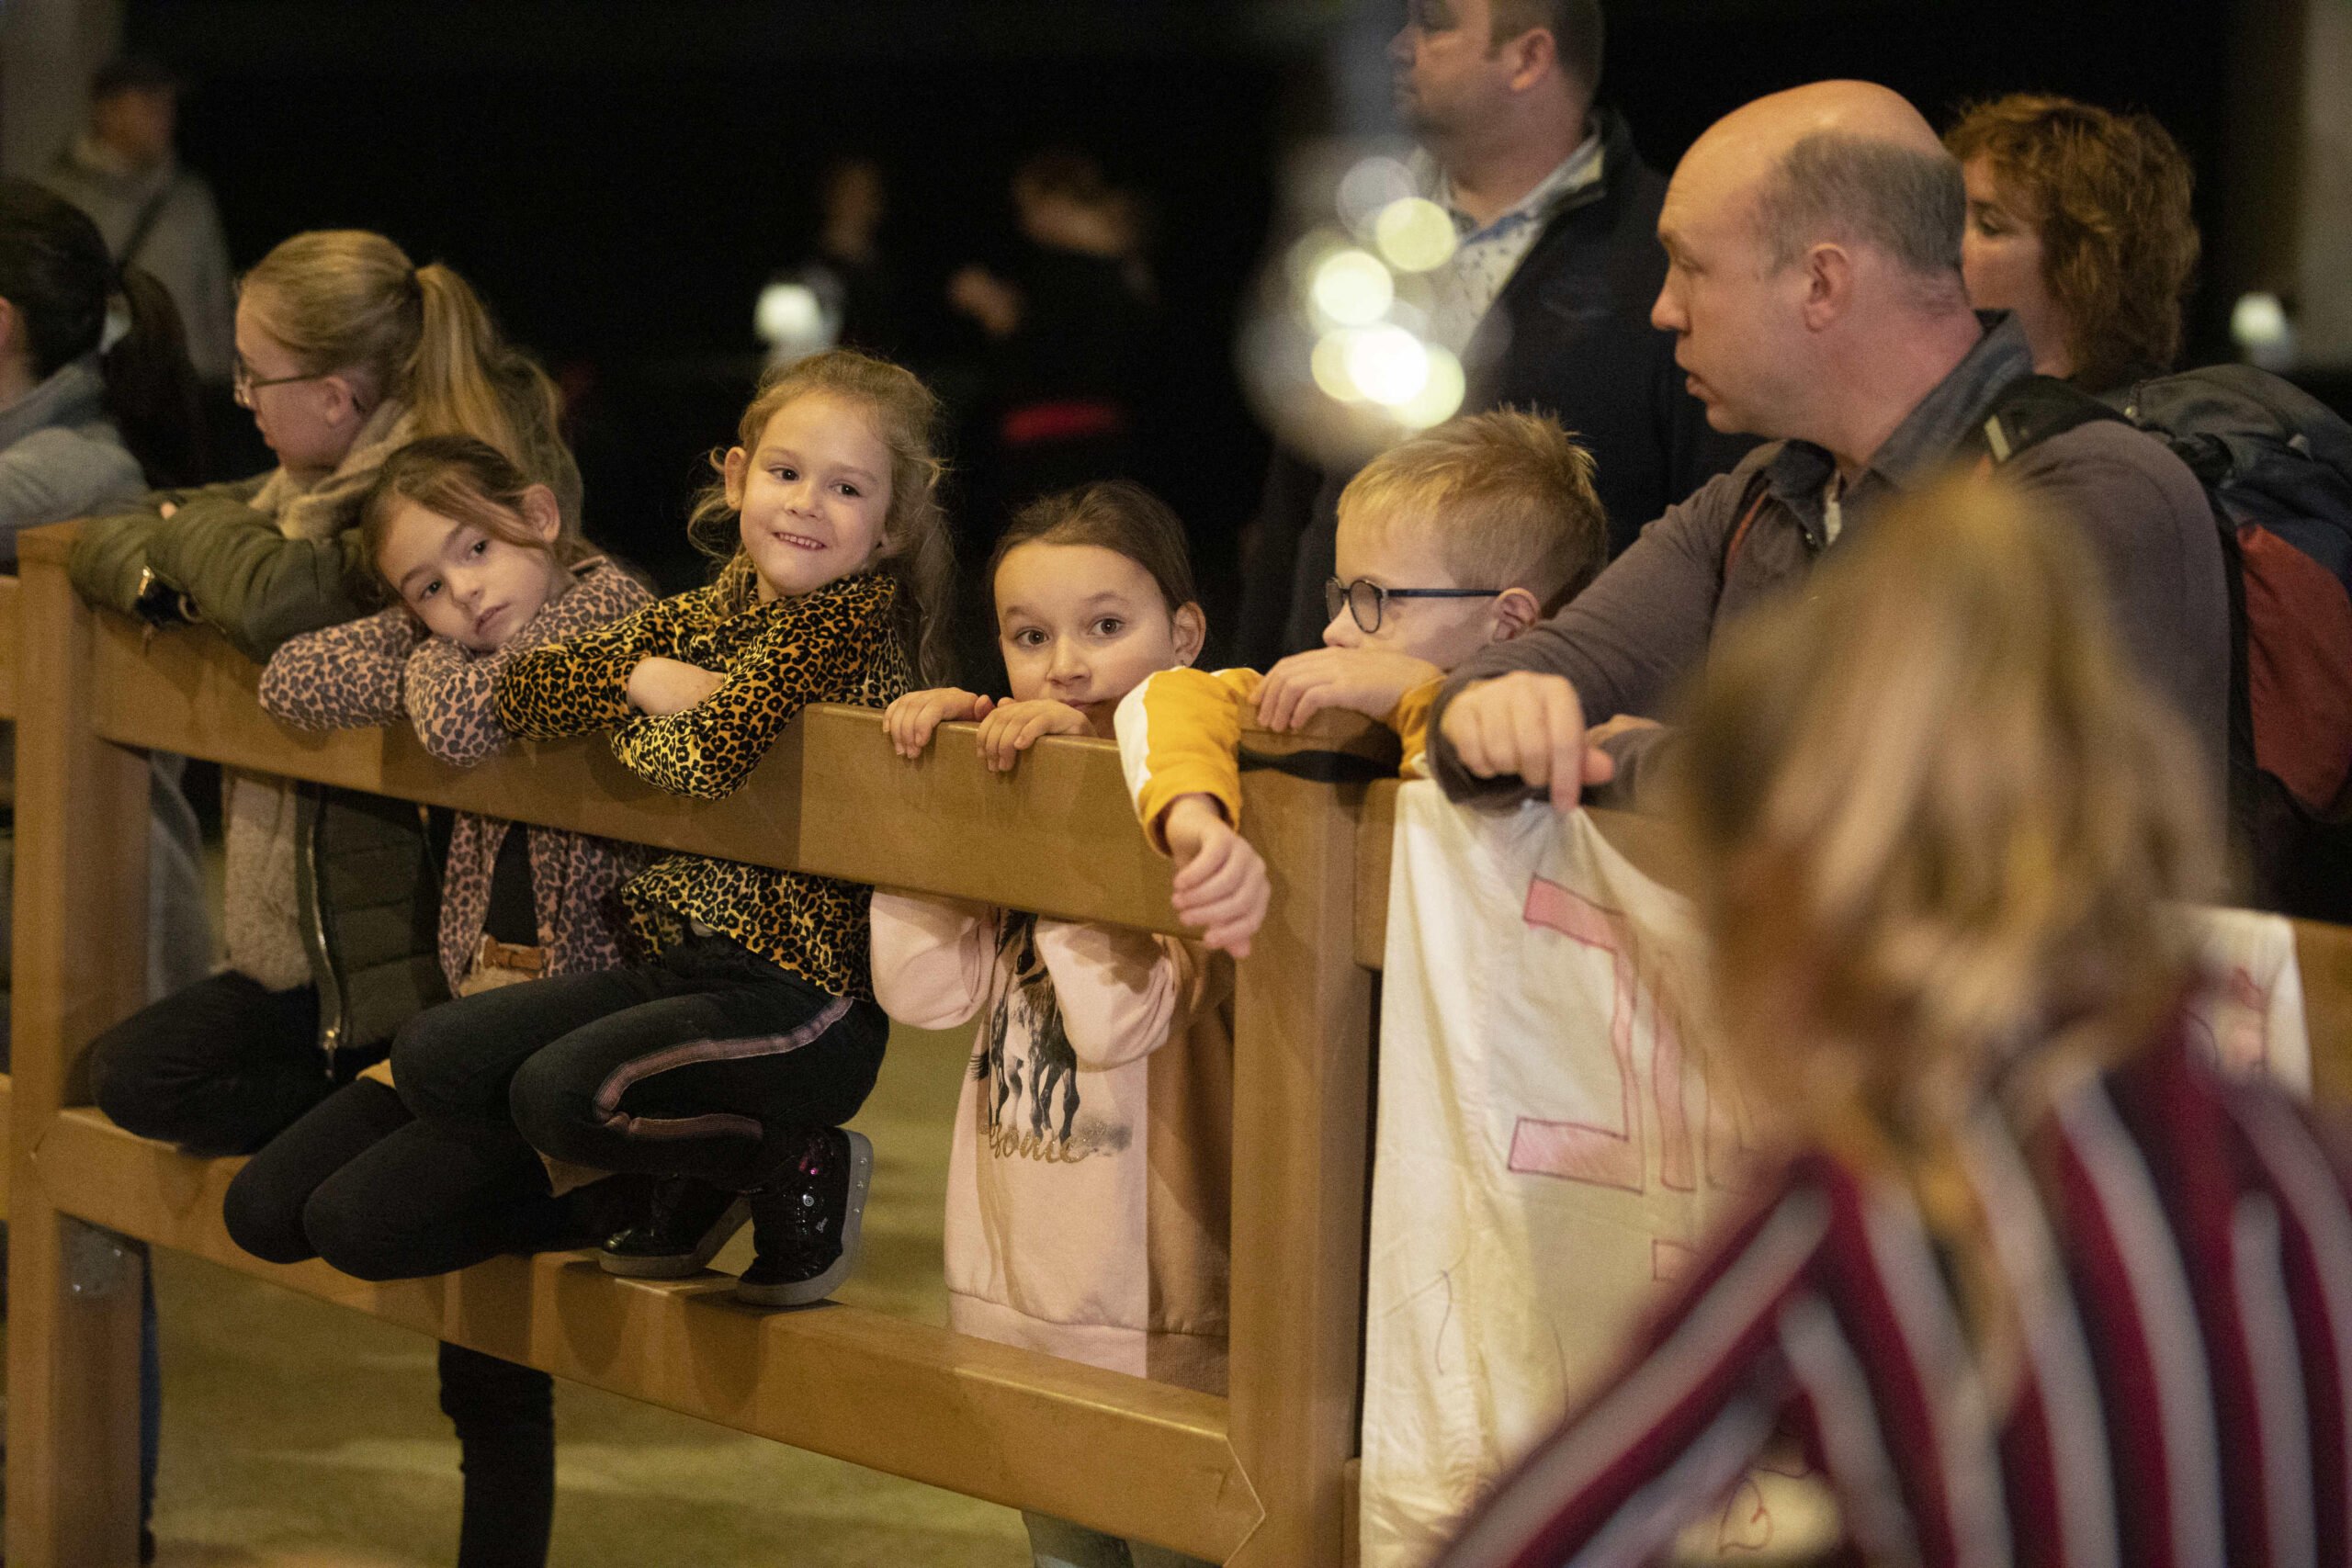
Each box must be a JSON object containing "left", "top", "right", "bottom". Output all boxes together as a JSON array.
[
  {"left": 1225, "top": 768, "right": 1375, "bottom": 1567},
  {"left": 8, "top": 525, "right": 153, "bottom": 1565}
]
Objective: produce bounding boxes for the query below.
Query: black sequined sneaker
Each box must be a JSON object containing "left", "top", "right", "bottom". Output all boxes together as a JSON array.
[
  {"left": 734, "top": 1128, "right": 873, "bottom": 1308},
  {"left": 597, "top": 1178, "right": 751, "bottom": 1279}
]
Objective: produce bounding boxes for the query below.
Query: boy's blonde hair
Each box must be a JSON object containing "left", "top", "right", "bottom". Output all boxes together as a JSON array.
[
  {"left": 1670, "top": 473, "right": 2214, "bottom": 1356},
  {"left": 1338, "top": 409, "right": 1606, "bottom": 611}
]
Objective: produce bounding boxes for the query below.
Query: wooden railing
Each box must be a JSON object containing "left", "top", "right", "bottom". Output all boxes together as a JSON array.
[
  {"left": 8, "top": 512, "right": 2352, "bottom": 1567},
  {"left": 0, "top": 569, "right": 19, "bottom": 1214},
  {"left": 4, "top": 521, "right": 1386, "bottom": 1566}
]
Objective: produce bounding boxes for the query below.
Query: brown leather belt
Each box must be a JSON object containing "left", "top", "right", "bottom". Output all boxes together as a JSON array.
[{"left": 473, "top": 935, "right": 548, "bottom": 976}]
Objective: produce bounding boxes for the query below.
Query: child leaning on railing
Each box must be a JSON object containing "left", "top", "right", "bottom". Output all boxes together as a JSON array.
[
  {"left": 872, "top": 480, "right": 1231, "bottom": 1568},
  {"left": 389, "top": 347, "right": 956, "bottom": 1310}
]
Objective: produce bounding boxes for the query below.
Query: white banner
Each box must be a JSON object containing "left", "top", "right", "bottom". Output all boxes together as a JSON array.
[{"left": 1359, "top": 784, "right": 2312, "bottom": 1567}]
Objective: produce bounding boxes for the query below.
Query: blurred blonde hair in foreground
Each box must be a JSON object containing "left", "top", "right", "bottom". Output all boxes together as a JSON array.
[{"left": 1669, "top": 472, "right": 2219, "bottom": 1181}]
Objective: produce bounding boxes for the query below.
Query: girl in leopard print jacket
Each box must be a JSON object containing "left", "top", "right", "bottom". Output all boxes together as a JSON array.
[
  {"left": 255, "top": 445, "right": 653, "bottom": 995},
  {"left": 393, "top": 349, "right": 959, "bottom": 1312}
]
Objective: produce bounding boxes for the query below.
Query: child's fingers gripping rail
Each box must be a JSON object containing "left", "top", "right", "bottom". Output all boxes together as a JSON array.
[
  {"left": 883, "top": 687, "right": 992, "bottom": 759},
  {"left": 975, "top": 699, "right": 1091, "bottom": 773},
  {"left": 1161, "top": 794, "right": 1271, "bottom": 959},
  {"left": 1255, "top": 647, "right": 1442, "bottom": 735}
]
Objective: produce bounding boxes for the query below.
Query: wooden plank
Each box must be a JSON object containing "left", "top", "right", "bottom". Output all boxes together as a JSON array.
[
  {"left": 36, "top": 1107, "right": 1260, "bottom": 1562},
  {"left": 8, "top": 526, "right": 153, "bottom": 1566},
  {"left": 87, "top": 607, "right": 1197, "bottom": 938},
  {"left": 0, "top": 571, "right": 19, "bottom": 720},
  {"left": 2298, "top": 918, "right": 2352, "bottom": 1110},
  {"left": 1226, "top": 767, "right": 1375, "bottom": 1568},
  {"left": 0, "top": 1072, "right": 11, "bottom": 1211}
]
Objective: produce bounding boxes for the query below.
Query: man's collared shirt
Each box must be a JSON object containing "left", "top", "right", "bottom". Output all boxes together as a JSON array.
[
  {"left": 1428, "top": 130, "right": 1604, "bottom": 351},
  {"left": 1760, "top": 310, "right": 2035, "bottom": 551}
]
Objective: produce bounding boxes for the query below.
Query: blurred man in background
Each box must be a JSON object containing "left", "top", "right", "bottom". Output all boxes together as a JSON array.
[
  {"left": 1237, "top": 0, "right": 1746, "bottom": 663},
  {"left": 43, "top": 53, "right": 234, "bottom": 389}
]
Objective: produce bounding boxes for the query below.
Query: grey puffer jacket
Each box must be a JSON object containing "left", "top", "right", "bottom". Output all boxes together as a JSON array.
[{"left": 0, "top": 356, "right": 144, "bottom": 566}]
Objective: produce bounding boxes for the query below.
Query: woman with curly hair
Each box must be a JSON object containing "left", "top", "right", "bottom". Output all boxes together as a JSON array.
[{"left": 1947, "top": 94, "right": 2201, "bottom": 396}]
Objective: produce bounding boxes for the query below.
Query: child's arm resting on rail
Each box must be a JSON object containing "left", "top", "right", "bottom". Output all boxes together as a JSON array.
[
  {"left": 1114, "top": 667, "right": 1260, "bottom": 852},
  {"left": 494, "top": 592, "right": 684, "bottom": 741},
  {"left": 611, "top": 581, "right": 894, "bottom": 798},
  {"left": 257, "top": 607, "right": 420, "bottom": 730},
  {"left": 410, "top": 567, "right": 652, "bottom": 765},
  {"left": 1253, "top": 647, "right": 1442, "bottom": 737}
]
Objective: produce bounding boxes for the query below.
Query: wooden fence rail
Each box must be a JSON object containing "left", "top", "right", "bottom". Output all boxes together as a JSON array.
[
  {"left": 8, "top": 513, "right": 2352, "bottom": 1568},
  {"left": 1, "top": 569, "right": 17, "bottom": 1215},
  {"left": 5, "top": 521, "right": 1375, "bottom": 1566}
]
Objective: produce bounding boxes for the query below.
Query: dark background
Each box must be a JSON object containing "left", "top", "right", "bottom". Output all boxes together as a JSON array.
[{"left": 124, "top": 0, "right": 2254, "bottom": 616}]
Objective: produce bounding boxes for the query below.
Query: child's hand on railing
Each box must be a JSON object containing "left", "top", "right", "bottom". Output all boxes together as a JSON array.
[
  {"left": 625, "top": 657, "right": 727, "bottom": 716},
  {"left": 1161, "top": 795, "right": 1271, "bottom": 959},
  {"left": 974, "top": 699, "right": 1090, "bottom": 773},
  {"left": 1256, "top": 648, "right": 1443, "bottom": 732},
  {"left": 885, "top": 687, "right": 993, "bottom": 758}
]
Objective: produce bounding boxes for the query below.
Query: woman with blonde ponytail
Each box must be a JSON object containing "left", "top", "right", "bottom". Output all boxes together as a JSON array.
[
  {"left": 69, "top": 231, "right": 582, "bottom": 1568},
  {"left": 1438, "top": 475, "right": 2352, "bottom": 1568}
]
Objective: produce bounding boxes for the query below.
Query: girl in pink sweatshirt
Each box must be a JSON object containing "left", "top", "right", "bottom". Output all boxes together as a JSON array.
[{"left": 871, "top": 480, "right": 1229, "bottom": 1568}]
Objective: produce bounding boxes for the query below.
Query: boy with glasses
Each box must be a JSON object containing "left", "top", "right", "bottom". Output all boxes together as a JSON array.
[{"left": 1116, "top": 409, "right": 1607, "bottom": 953}]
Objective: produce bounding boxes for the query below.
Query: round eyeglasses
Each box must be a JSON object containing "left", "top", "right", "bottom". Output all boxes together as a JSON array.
[
  {"left": 1325, "top": 575, "right": 1503, "bottom": 635},
  {"left": 232, "top": 358, "right": 334, "bottom": 410}
]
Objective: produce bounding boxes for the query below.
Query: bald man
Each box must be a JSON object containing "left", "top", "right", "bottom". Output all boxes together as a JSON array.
[{"left": 1426, "top": 81, "right": 2229, "bottom": 811}]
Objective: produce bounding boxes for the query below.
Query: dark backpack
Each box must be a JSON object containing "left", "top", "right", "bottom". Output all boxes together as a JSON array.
[{"left": 1973, "top": 366, "right": 2352, "bottom": 919}]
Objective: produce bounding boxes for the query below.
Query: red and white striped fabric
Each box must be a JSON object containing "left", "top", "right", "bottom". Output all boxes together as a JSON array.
[{"left": 1434, "top": 1018, "right": 2352, "bottom": 1568}]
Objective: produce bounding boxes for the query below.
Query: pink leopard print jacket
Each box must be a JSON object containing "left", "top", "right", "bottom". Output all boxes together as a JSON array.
[{"left": 258, "top": 558, "right": 656, "bottom": 992}]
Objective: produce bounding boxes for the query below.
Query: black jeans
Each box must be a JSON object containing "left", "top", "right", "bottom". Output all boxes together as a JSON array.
[
  {"left": 88, "top": 972, "right": 334, "bottom": 1156},
  {"left": 221, "top": 1077, "right": 562, "bottom": 1568},
  {"left": 222, "top": 1077, "right": 579, "bottom": 1280},
  {"left": 395, "top": 932, "right": 888, "bottom": 1190}
]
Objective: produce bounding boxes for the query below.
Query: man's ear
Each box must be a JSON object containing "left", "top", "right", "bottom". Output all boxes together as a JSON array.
[
  {"left": 517, "top": 483, "right": 563, "bottom": 545},
  {"left": 0, "top": 296, "right": 20, "bottom": 363},
  {"left": 1502, "top": 27, "right": 1557, "bottom": 93},
  {"left": 721, "top": 446, "right": 749, "bottom": 511},
  {"left": 1171, "top": 602, "right": 1207, "bottom": 667},
  {"left": 1800, "top": 243, "right": 1855, "bottom": 332},
  {"left": 1489, "top": 586, "right": 1543, "bottom": 642}
]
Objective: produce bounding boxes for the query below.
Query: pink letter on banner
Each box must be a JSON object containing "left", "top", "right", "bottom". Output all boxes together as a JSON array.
[{"left": 1508, "top": 876, "right": 1645, "bottom": 1192}]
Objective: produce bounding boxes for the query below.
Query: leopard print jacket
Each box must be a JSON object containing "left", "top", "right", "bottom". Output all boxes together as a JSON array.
[
  {"left": 495, "top": 559, "right": 910, "bottom": 998},
  {"left": 259, "top": 558, "right": 655, "bottom": 992}
]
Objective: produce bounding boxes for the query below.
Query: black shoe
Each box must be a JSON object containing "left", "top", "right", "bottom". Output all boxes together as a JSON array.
[
  {"left": 734, "top": 1129, "right": 873, "bottom": 1308},
  {"left": 597, "top": 1178, "right": 751, "bottom": 1279}
]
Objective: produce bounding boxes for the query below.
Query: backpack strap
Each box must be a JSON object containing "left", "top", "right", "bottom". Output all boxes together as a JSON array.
[
  {"left": 1962, "top": 374, "right": 2128, "bottom": 468},
  {"left": 118, "top": 174, "right": 183, "bottom": 270},
  {"left": 1718, "top": 470, "right": 1773, "bottom": 582}
]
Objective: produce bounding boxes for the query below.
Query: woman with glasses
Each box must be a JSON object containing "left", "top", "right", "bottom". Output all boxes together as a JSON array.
[{"left": 66, "top": 230, "right": 582, "bottom": 1568}]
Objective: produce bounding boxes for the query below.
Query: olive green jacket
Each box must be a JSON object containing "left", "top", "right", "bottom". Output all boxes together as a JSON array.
[{"left": 67, "top": 473, "right": 379, "bottom": 664}]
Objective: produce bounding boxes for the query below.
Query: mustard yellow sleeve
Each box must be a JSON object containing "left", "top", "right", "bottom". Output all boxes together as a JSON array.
[
  {"left": 1389, "top": 676, "right": 1442, "bottom": 779},
  {"left": 1113, "top": 666, "right": 1263, "bottom": 853}
]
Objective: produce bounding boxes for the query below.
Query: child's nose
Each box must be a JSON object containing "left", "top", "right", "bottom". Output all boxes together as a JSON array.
[{"left": 1323, "top": 610, "right": 1363, "bottom": 649}]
